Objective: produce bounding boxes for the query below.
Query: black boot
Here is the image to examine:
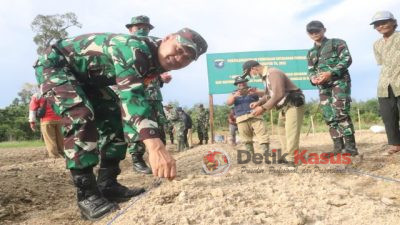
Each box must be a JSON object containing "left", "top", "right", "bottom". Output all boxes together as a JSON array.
[
  {"left": 205, "top": 138, "right": 208, "bottom": 144},
  {"left": 332, "top": 137, "right": 344, "bottom": 154},
  {"left": 97, "top": 160, "right": 145, "bottom": 202},
  {"left": 71, "top": 168, "right": 117, "bottom": 221},
  {"left": 131, "top": 153, "right": 152, "bottom": 174},
  {"left": 199, "top": 140, "right": 203, "bottom": 145},
  {"left": 343, "top": 135, "right": 358, "bottom": 156}
]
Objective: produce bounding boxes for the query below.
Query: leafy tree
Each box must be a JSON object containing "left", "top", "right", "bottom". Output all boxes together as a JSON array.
[{"left": 31, "top": 12, "right": 82, "bottom": 54}]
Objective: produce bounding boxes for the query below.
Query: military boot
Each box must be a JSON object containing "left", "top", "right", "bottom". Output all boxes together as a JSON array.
[
  {"left": 131, "top": 153, "right": 152, "bottom": 174},
  {"left": 332, "top": 137, "right": 344, "bottom": 154},
  {"left": 71, "top": 168, "right": 117, "bottom": 220},
  {"left": 199, "top": 140, "right": 203, "bottom": 145},
  {"left": 97, "top": 159, "right": 145, "bottom": 202},
  {"left": 244, "top": 143, "right": 255, "bottom": 155},
  {"left": 343, "top": 135, "right": 359, "bottom": 156},
  {"left": 205, "top": 138, "right": 208, "bottom": 144}
]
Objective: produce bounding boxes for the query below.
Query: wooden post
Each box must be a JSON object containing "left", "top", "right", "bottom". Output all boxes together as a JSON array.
[
  {"left": 209, "top": 94, "right": 215, "bottom": 144},
  {"left": 270, "top": 110, "right": 274, "bottom": 135},
  {"left": 311, "top": 115, "right": 315, "bottom": 136},
  {"left": 357, "top": 108, "right": 361, "bottom": 131}
]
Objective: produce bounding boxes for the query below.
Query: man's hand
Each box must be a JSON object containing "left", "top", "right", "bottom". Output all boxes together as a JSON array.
[
  {"left": 251, "top": 106, "right": 265, "bottom": 116},
  {"left": 316, "top": 72, "right": 332, "bottom": 84},
  {"left": 160, "top": 73, "right": 172, "bottom": 83},
  {"left": 311, "top": 76, "right": 320, "bottom": 85},
  {"left": 233, "top": 91, "right": 241, "bottom": 98},
  {"left": 143, "top": 138, "right": 176, "bottom": 180},
  {"left": 249, "top": 102, "right": 259, "bottom": 109},
  {"left": 30, "top": 122, "right": 36, "bottom": 132},
  {"left": 247, "top": 87, "right": 257, "bottom": 95}
]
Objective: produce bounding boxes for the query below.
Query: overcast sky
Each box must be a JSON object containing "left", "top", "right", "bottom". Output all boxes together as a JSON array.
[{"left": 0, "top": 0, "right": 399, "bottom": 109}]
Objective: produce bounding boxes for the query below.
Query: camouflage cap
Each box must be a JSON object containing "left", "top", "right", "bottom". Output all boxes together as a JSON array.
[
  {"left": 242, "top": 60, "right": 260, "bottom": 76},
  {"left": 370, "top": 11, "right": 396, "bottom": 25},
  {"left": 175, "top": 28, "right": 208, "bottom": 60},
  {"left": 306, "top": 20, "right": 325, "bottom": 33},
  {"left": 125, "top": 15, "right": 154, "bottom": 29},
  {"left": 234, "top": 76, "right": 249, "bottom": 86}
]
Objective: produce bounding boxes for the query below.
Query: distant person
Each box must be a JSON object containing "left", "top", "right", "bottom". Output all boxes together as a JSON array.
[
  {"left": 177, "top": 107, "right": 192, "bottom": 149},
  {"left": 126, "top": 15, "right": 154, "bottom": 37},
  {"left": 306, "top": 20, "right": 358, "bottom": 156},
  {"left": 165, "top": 104, "right": 185, "bottom": 151},
  {"left": 196, "top": 104, "right": 209, "bottom": 144},
  {"left": 28, "top": 93, "right": 64, "bottom": 158},
  {"left": 227, "top": 76, "right": 270, "bottom": 154},
  {"left": 370, "top": 11, "right": 400, "bottom": 155},
  {"left": 242, "top": 60, "right": 305, "bottom": 165},
  {"left": 228, "top": 107, "right": 238, "bottom": 146}
]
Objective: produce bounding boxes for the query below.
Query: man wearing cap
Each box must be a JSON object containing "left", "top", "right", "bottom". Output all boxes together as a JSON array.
[
  {"left": 227, "top": 76, "right": 270, "bottom": 154},
  {"left": 126, "top": 15, "right": 154, "bottom": 37},
  {"left": 124, "top": 15, "right": 172, "bottom": 174},
  {"left": 242, "top": 60, "right": 305, "bottom": 165},
  {"left": 306, "top": 20, "right": 358, "bottom": 156},
  {"left": 164, "top": 104, "right": 185, "bottom": 151},
  {"left": 196, "top": 104, "right": 209, "bottom": 144},
  {"left": 33, "top": 28, "right": 207, "bottom": 220},
  {"left": 370, "top": 11, "right": 400, "bottom": 155}
]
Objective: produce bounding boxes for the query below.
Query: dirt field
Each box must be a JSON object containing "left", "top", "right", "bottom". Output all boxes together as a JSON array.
[{"left": 1, "top": 130, "right": 399, "bottom": 225}]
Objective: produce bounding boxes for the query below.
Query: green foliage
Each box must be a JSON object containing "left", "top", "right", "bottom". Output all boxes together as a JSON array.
[
  {"left": 0, "top": 140, "right": 44, "bottom": 149},
  {"left": 31, "top": 12, "right": 82, "bottom": 54}
]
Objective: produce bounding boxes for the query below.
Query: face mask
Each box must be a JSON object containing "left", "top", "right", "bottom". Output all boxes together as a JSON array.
[{"left": 133, "top": 28, "right": 149, "bottom": 37}]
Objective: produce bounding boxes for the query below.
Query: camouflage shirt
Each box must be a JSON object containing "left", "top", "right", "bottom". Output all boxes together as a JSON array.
[
  {"left": 197, "top": 108, "right": 209, "bottom": 128},
  {"left": 307, "top": 37, "right": 352, "bottom": 86},
  {"left": 36, "top": 33, "right": 165, "bottom": 142}
]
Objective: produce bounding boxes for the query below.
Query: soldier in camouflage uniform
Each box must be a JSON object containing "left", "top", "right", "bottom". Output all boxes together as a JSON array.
[
  {"left": 125, "top": 15, "right": 172, "bottom": 174},
  {"left": 196, "top": 104, "right": 209, "bottom": 144},
  {"left": 33, "top": 29, "right": 207, "bottom": 220},
  {"left": 164, "top": 104, "right": 186, "bottom": 151},
  {"left": 306, "top": 21, "right": 358, "bottom": 156}
]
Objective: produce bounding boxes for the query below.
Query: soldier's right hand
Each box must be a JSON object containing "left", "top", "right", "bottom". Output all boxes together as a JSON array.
[{"left": 143, "top": 138, "right": 176, "bottom": 180}]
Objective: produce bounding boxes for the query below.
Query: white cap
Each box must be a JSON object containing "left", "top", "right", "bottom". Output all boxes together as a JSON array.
[{"left": 370, "top": 11, "right": 395, "bottom": 25}]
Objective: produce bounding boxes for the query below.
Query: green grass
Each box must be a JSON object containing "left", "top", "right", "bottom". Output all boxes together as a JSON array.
[{"left": 0, "top": 140, "right": 45, "bottom": 148}]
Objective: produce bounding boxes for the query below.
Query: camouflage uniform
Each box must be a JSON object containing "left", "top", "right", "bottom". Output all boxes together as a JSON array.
[
  {"left": 165, "top": 106, "right": 185, "bottom": 151},
  {"left": 33, "top": 28, "right": 207, "bottom": 220},
  {"left": 307, "top": 37, "right": 357, "bottom": 154},
  {"left": 196, "top": 106, "right": 209, "bottom": 144},
  {"left": 34, "top": 33, "right": 165, "bottom": 169}
]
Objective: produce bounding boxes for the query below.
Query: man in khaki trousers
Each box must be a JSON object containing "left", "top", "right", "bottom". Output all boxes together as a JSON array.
[
  {"left": 243, "top": 60, "right": 305, "bottom": 165},
  {"left": 29, "top": 93, "right": 64, "bottom": 158},
  {"left": 227, "top": 76, "right": 270, "bottom": 154}
]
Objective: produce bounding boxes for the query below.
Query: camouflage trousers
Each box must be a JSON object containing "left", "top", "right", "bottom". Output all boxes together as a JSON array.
[
  {"left": 197, "top": 124, "right": 208, "bottom": 142},
  {"left": 45, "top": 83, "right": 127, "bottom": 170},
  {"left": 128, "top": 100, "right": 167, "bottom": 155},
  {"left": 319, "top": 80, "right": 355, "bottom": 139}
]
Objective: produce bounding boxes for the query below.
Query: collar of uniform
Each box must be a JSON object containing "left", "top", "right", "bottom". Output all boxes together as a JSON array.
[{"left": 313, "top": 37, "right": 329, "bottom": 49}]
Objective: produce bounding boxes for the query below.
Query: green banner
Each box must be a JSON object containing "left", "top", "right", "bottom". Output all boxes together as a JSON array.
[{"left": 206, "top": 49, "right": 316, "bottom": 94}]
